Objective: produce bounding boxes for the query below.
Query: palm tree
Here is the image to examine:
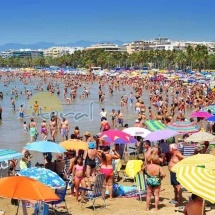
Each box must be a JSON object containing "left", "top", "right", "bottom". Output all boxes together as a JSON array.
[
  {"left": 174, "top": 51, "right": 187, "bottom": 71},
  {"left": 193, "top": 45, "right": 208, "bottom": 72},
  {"left": 186, "top": 45, "right": 195, "bottom": 70}
]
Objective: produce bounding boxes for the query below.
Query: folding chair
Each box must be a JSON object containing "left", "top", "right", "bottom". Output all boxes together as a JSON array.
[
  {"left": 46, "top": 181, "right": 68, "bottom": 214},
  {"left": 79, "top": 173, "right": 106, "bottom": 210},
  {"left": 135, "top": 172, "right": 147, "bottom": 202}
]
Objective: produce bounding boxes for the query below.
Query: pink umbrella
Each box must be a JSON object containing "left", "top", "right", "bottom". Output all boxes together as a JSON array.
[
  {"left": 190, "top": 111, "right": 212, "bottom": 118},
  {"left": 99, "top": 129, "right": 137, "bottom": 144}
]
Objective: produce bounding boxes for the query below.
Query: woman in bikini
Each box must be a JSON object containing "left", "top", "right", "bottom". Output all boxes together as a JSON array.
[
  {"left": 72, "top": 156, "right": 86, "bottom": 202},
  {"left": 49, "top": 116, "right": 56, "bottom": 142},
  {"left": 97, "top": 146, "right": 120, "bottom": 200},
  {"left": 110, "top": 109, "right": 117, "bottom": 128},
  {"left": 41, "top": 120, "right": 48, "bottom": 140}
]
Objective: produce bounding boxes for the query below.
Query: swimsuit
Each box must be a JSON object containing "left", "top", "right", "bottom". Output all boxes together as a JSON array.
[
  {"left": 75, "top": 164, "right": 84, "bottom": 181},
  {"left": 100, "top": 167, "right": 113, "bottom": 177},
  {"left": 61, "top": 128, "right": 69, "bottom": 137},
  {"left": 85, "top": 153, "right": 96, "bottom": 169},
  {"left": 30, "top": 127, "right": 36, "bottom": 137}
]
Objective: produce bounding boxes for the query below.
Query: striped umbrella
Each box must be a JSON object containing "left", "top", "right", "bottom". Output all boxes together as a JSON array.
[
  {"left": 171, "top": 154, "right": 215, "bottom": 173},
  {"left": 176, "top": 166, "right": 215, "bottom": 203},
  {"left": 0, "top": 149, "right": 23, "bottom": 162},
  {"left": 185, "top": 131, "right": 215, "bottom": 143},
  {"left": 201, "top": 105, "right": 215, "bottom": 115},
  {"left": 166, "top": 121, "right": 200, "bottom": 134},
  {"left": 145, "top": 120, "right": 166, "bottom": 131}
]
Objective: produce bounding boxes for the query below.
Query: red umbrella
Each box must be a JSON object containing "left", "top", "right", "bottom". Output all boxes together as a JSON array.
[
  {"left": 99, "top": 129, "right": 137, "bottom": 144},
  {"left": 190, "top": 111, "right": 212, "bottom": 118}
]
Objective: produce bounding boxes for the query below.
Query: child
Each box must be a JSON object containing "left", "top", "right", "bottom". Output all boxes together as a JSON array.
[
  {"left": 23, "top": 121, "right": 28, "bottom": 133},
  {"left": 72, "top": 156, "right": 86, "bottom": 202}
]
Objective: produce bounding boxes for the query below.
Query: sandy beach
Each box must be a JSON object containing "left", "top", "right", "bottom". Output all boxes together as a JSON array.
[{"left": 0, "top": 162, "right": 215, "bottom": 215}]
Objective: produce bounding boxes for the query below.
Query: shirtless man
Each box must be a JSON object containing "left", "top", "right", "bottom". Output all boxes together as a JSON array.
[
  {"left": 59, "top": 117, "right": 70, "bottom": 141},
  {"left": 11, "top": 97, "right": 15, "bottom": 110},
  {"left": 184, "top": 194, "right": 205, "bottom": 215},
  {"left": 168, "top": 143, "right": 185, "bottom": 206},
  {"left": 135, "top": 99, "right": 141, "bottom": 114},
  {"left": 144, "top": 140, "right": 152, "bottom": 164}
]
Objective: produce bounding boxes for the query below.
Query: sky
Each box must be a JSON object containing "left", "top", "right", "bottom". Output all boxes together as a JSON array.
[{"left": 0, "top": 0, "right": 215, "bottom": 45}]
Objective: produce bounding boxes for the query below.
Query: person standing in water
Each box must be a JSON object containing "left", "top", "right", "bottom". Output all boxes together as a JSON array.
[{"left": 29, "top": 118, "right": 38, "bottom": 142}]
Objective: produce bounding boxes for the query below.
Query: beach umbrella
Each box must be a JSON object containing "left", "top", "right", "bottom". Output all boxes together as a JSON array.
[
  {"left": 125, "top": 160, "right": 143, "bottom": 178},
  {"left": 184, "top": 131, "right": 215, "bottom": 143},
  {"left": 24, "top": 141, "right": 66, "bottom": 153},
  {"left": 18, "top": 167, "right": 66, "bottom": 189},
  {"left": 202, "top": 105, "right": 215, "bottom": 115},
  {"left": 99, "top": 129, "right": 137, "bottom": 144},
  {"left": 0, "top": 176, "right": 59, "bottom": 215},
  {"left": 176, "top": 166, "right": 215, "bottom": 203},
  {"left": 171, "top": 154, "right": 215, "bottom": 173},
  {"left": 144, "top": 129, "right": 178, "bottom": 142},
  {"left": 60, "top": 139, "right": 88, "bottom": 150},
  {"left": 0, "top": 149, "right": 23, "bottom": 162},
  {"left": 123, "top": 127, "right": 151, "bottom": 138},
  {"left": 207, "top": 115, "right": 215, "bottom": 122},
  {"left": 166, "top": 121, "right": 200, "bottom": 134},
  {"left": 145, "top": 120, "right": 166, "bottom": 131},
  {"left": 190, "top": 111, "right": 212, "bottom": 118}
]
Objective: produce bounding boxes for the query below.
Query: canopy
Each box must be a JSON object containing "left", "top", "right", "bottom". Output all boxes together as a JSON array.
[
  {"left": 99, "top": 129, "right": 137, "bottom": 144},
  {"left": 144, "top": 129, "right": 178, "bottom": 142},
  {"left": 60, "top": 139, "right": 88, "bottom": 150},
  {"left": 176, "top": 166, "right": 215, "bottom": 203},
  {"left": 145, "top": 120, "right": 166, "bottom": 131},
  {"left": 24, "top": 141, "right": 66, "bottom": 153},
  {"left": 123, "top": 127, "right": 151, "bottom": 138},
  {"left": 185, "top": 131, "right": 215, "bottom": 143},
  {"left": 171, "top": 154, "right": 215, "bottom": 173},
  {"left": 0, "top": 176, "right": 59, "bottom": 201},
  {"left": 0, "top": 149, "right": 23, "bottom": 162},
  {"left": 166, "top": 121, "right": 200, "bottom": 134},
  {"left": 18, "top": 167, "right": 66, "bottom": 189}
]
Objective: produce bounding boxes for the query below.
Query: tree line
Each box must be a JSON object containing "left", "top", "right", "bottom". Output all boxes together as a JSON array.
[{"left": 0, "top": 45, "right": 215, "bottom": 71}]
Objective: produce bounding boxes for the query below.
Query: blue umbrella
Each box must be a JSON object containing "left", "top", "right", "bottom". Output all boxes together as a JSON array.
[
  {"left": 18, "top": 167, "right": 65, "bottom": 189},
  {"left": 0, "top": 149, "right": 23, "bottom": 162},
  {"left": 207, "top": 116, "right": 215, "bottom": 122},
  {"left": 24, "top": 141, "right": 66, "bottom": 153}
]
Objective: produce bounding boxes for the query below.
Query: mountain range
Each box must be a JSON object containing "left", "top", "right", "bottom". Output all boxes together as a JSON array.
[{"left": 0, "top": 40, "right": 125, "bottom": 51}]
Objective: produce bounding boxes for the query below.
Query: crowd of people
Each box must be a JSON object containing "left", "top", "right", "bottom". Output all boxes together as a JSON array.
[{"left": 0, "top": 70, "right": 215, "bottom": 214}]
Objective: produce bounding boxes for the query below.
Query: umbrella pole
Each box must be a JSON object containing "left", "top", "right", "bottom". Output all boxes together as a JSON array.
[
  {"left": 21, "top": 200, "right": 28, "bottom": 215},
  {"left": 202, "top": 199, "right": 205, "bottom": 215},
  {"left": 16, "top": 200, "right": 20, "bottom": 215}
]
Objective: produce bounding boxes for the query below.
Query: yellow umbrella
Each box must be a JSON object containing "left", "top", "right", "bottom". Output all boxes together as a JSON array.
[
  {"left": 125, "top": 160, "right": 143, "bottom": 178},
  {"left": 176, "top": 166, "right": 215, "bottom": 203},
  {"left": 60, "top": 139, "right": 88, "bottom": 150},
  {"left": 172, "top": 154, "right": 215, "bottom": 173}
]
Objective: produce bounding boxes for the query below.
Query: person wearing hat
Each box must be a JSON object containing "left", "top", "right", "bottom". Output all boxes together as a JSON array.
[
  {"left": 84, "top": 131, "right": 92, "bottom": 143},
  {"left": 83, "top": 142, "right": 97, "bottom": 187},
  {"left": 168, "top": 143, "right": 185, "bottom": 206}
]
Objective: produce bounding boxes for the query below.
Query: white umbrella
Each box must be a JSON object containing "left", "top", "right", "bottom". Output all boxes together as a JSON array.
[
  {"left": 185, "top": 131, "right": 215, "bottom": 143},
  {"left": 123, "top": 127, "right": 151, "bottom": 138}
]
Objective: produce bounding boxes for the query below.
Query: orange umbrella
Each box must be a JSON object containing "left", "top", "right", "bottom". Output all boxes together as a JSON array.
[
  {"left": 0, "top": 176, "right": 59, "bottom": 201},
  {"left": 60, "top": 139, "right": 88, "bottom": 150}
]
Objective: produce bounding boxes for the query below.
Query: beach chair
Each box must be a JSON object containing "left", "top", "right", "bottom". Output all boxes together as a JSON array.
[
  {"left": 79, "top": 173, "right": 106, "bottom": 211},
  {"left": 46, "top": 181, "right": 68, "bottom": 214},
  {"left": 135, "top": 172, "right": 147, "bottom": 202}
]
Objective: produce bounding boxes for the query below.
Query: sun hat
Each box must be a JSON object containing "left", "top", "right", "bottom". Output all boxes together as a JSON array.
[
  {"left": 84, "top": 131, "right": 91, "bottom": 136},
  {"left": 170, "top": 143, "right": 178, "bottom": 150},
  {"left": 88, "top": 142, "right": 96, "bottom": 149}
]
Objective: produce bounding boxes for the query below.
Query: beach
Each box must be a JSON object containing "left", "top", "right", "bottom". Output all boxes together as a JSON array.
[{"left": 1, "top": 164, "right": 215, "bottom": 214}]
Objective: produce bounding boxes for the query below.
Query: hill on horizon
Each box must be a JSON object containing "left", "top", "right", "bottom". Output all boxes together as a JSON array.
[{"left": 0, "top": 40, "right": 125, "bottom": 52}]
